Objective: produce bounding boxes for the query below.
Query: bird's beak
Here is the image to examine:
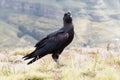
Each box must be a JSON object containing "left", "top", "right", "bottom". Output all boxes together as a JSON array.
[
  {"left": 70, "top": 14, "right": 72, "bottom": 18},
  {"left": 67, "top": 11, "right": 72, "bottom": 17}
]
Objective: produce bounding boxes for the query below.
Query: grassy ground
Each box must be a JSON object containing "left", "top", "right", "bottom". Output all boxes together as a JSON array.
[{"left": 0, "top": 47, "right": 120, "bottom": 80}]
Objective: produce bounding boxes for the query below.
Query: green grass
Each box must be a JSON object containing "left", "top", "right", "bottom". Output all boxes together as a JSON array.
[{"left": 0, "top": 47, "right": 120, "bottom": 80}]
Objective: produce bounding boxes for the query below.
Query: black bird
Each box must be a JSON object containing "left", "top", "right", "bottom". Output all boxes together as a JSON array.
[{"left": 23, "top": 12, "right": 74, "bottom": 65}]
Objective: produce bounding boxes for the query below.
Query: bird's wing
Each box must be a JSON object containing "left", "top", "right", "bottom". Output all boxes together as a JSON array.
[
  {"left": 35, "top": 28, "right": 66, "bottom": 48},
  {"left": 35, "top": 36, "right": 48, "bottom": 48},
  {"left": 39, "top": 31, "right": 70, "bottom": 52}
]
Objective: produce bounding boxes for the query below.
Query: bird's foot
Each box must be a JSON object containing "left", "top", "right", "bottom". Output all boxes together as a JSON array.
[
  {"left": 54, "top": 59, "right": 66, "bottom": 68},
  {"left": 56, "top": 62, "right": 66, "bottom": 68}
]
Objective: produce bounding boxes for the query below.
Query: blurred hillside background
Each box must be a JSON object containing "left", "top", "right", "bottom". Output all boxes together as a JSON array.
[
  {"left": 0, "top": 0, "right": 120, "bottom": 50},
  {"left": 0, "top": 0, "right": 120, "bottom": 80}
]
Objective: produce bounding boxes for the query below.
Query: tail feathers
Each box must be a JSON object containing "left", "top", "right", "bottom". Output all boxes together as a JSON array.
[
  {"left": 27, "top": 57, "right": 38, "bottom": 65},
  {"left": 27, "top": 53, "right": 47, "bottom": 65},
  {"left": 23, "top": 50, "right": 47, "bottom": 65},
  {"left": 23, "top": 53, "right": 38, "bottom": 65},
  {"left": 23, "top": 50, "right": 36, "bottom": 60},
  {"left": 23, "top": 53, "right": 34, "bottom": 60}
]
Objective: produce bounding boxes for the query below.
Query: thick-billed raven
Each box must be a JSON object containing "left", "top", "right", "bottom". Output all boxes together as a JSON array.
[{"left": 23, "top": 12, "right": 74, "bottom": 65}]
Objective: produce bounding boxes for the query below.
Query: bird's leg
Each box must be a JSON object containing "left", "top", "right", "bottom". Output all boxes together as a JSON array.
[
  {"left": 52, "top": 54, "right": 59, "bottom": 64},
  {"left": 54, "top": 58, "right": 60, "bottom": 65},
  {"left": 52, "top": 54, "right": 64, "bottom": 67},
  {"left": 52, "top": 53, "right": 62, "bottom": 65}
]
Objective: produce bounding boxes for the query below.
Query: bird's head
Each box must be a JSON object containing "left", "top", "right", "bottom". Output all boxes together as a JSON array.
[{"left": 63, "top": 12, "right": 72, "bottom": 24}]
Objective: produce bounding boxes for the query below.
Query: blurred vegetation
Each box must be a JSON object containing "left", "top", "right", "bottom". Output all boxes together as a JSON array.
[{"left": 0, "top": 47, "right": 120, "bottom": 80}]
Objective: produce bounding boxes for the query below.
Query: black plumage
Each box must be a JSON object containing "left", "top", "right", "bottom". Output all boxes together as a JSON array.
[{"left": 23, "top": 12, "right": 74, "bottom": 65}]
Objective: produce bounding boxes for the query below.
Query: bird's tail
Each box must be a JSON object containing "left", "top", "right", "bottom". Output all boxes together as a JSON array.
[
  {"left": 22, "top": 49, "right": 47, "bottom": 65},
  {"left": 22, "top": 50, "right": 36, "bottom": 60}
]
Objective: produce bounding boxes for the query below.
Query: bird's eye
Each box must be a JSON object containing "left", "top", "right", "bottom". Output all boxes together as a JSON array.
[{"left": 64, "top": 13, "right": 67, "bottom": 16}]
